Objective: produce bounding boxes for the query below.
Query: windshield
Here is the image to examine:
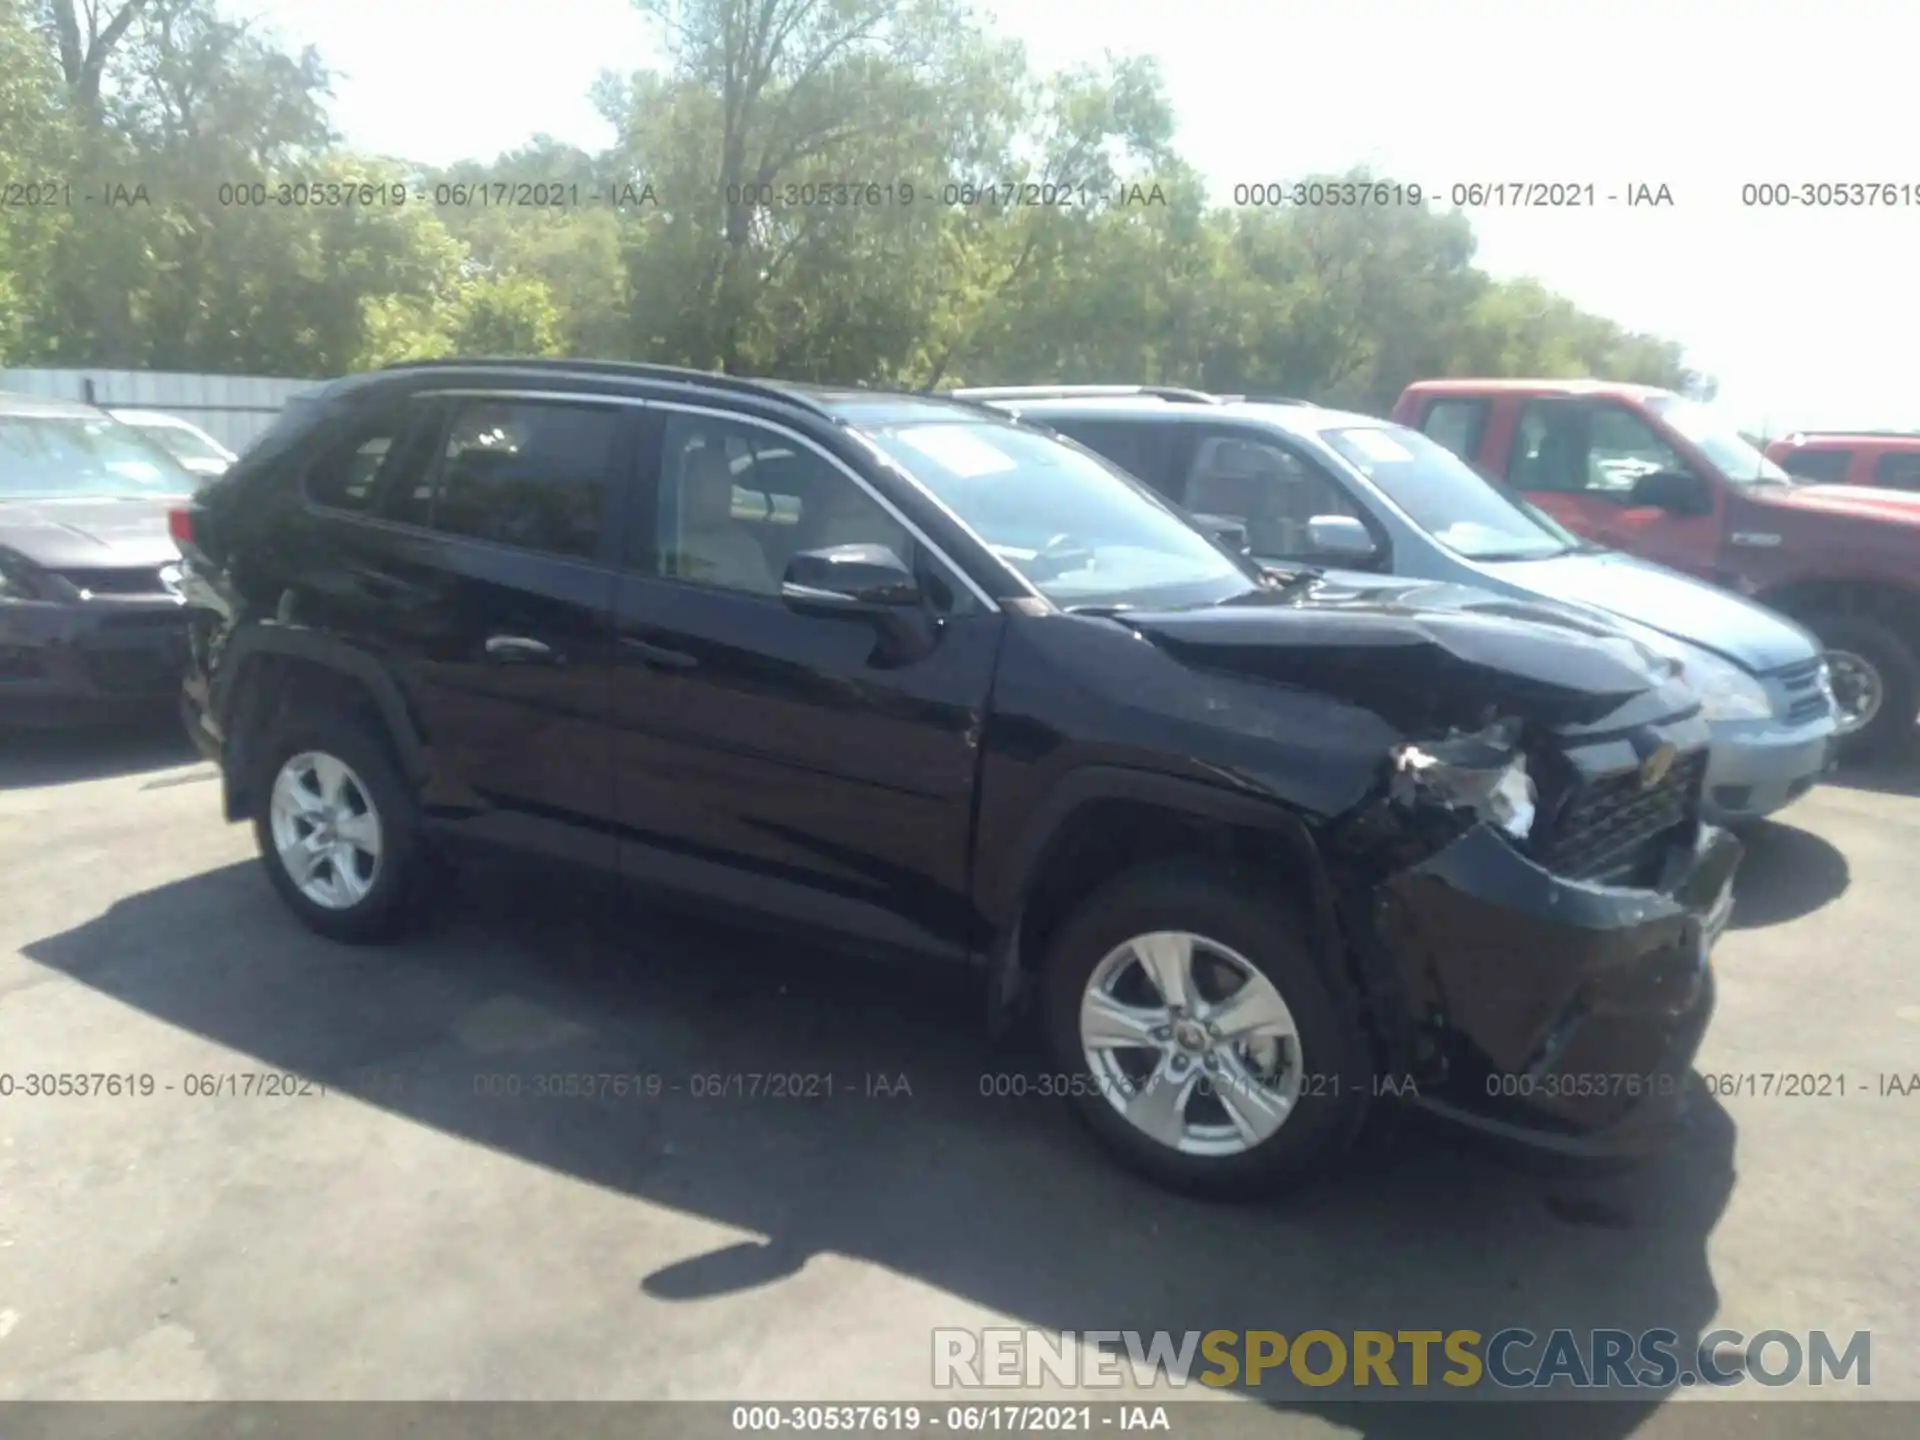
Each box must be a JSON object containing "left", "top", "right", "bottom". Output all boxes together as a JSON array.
[
  {"left": 0, "top": 414, "right": 199, "bottom": 499},
  {"left": 1643, "top": 394, "right": 1791, "bottom": 485},
  {"left": 1317, "top": 424, "right": 1572, "bottom": 561},
  {"left": 863, "top": 420, "right": 1257, "bottom": 608},
  {"left": 127, "top": 420, "right": 229, "bottom": 465}
]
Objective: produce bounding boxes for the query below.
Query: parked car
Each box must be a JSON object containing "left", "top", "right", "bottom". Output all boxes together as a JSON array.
[
  {"left": 959, "top": 386, "right": 1837, "bottom": 825},
  {"left": 1765, "top": 430, "right": 1920, "bottom": 492},
  {"left": 1393, "top": 379, "right": 1920, "bottom": 758},
  {"left": 172, "top": 359, "right": 1740, "bottom": 1195},
  {"left": 108, "top": 408, "right": 237, "bottom": 481},
  {"left": 0, "top": 392, "right": 196, "bottom": 724}
]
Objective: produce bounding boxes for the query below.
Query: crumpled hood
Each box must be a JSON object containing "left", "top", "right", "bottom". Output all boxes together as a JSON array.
[
  {"left": 0, "top": 498, "right": 181, "bottom": 570},
  {"left": 1480, "top": 550, "right": 1818, "bottom": 672},
  {"left": 1115, "top": 575, "right": 1678, "bottom": 728}
]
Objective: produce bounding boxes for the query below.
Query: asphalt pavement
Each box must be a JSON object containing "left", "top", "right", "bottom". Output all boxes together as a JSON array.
[{"left": 1, "top": 718, "right": 1915, "bottom": 1434}]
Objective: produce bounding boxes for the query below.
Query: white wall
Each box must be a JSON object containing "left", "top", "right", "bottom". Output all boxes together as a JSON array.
[{"left": 0, "top": 369, "right": 322, "bottom": 452}]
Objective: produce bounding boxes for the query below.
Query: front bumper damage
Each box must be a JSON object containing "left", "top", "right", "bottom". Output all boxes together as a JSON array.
[{"left": 1372, "top": 820, "right": 1742, "bottom": 1158}]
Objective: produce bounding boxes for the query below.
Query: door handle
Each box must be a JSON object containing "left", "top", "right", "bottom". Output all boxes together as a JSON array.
[
  {"left": 618, "top": 636, "right": 698, "bottom": 670},
  {"left": 485, "top": 634, "right": 558, "bottom": 663}
]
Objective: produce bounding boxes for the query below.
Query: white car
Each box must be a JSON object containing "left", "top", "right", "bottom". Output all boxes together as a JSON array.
[{"left": 108, "top": 409, "right": 237, "bottom": 481}]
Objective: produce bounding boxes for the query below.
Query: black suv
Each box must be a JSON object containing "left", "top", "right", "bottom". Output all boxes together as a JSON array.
[{"left": 173, "top": 360, "right": 1741, "bottom": 1196}]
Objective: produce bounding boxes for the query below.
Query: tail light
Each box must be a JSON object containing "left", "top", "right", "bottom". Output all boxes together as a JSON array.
[{"left": 167, "top": 507, "right": 194, "bottom": 546}]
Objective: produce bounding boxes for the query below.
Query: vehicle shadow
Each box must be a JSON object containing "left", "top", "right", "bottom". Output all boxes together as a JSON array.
[
  {"left": 1726, "top": 819, "right": 1851, "bottom": 930},
  {"left": 22, "top": 859, "right": 1737, "bottom": 1428},
  {"left": 0, "top": 712, "right": 200, "bottom": 791},
  {"left": 1827, "top": 749, "right": 1920, "bottom": 799}
]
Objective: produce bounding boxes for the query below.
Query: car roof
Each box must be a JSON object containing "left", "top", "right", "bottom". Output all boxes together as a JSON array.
[
  {"left": 975, "top": 393, "right": 1390, "bottom": 440},
  {"left": 1399, "top": 377, "right": 1679, "bottom": 399},
  {"left": 339, "top": 359, "right": 1016, "bottom": 433},
  {"left": 0, "top": 390, "right": 109, "bottom": 421}
]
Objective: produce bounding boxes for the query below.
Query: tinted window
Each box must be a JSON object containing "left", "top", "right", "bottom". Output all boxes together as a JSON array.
[
  {"left": 431, "top": 399, "right": 618, "bottom": 560},
  {"left": 1179, "top": 430, "right": 1365, "bottom": 561},
  {"left": 1047, "top": 419, "right": 1175, "bottom": 491},
  {"left": 306, "top": 412, "right": 407, "bottom": 513},
  {"left": 653, "top": 413, "right": 918, "bottom": 600},
  {"left": 1778, "top": 448, "right": 1852, "bottom": 483},
  {"left": 1871, "top": 451, "right": 1920, "bottom": 489},
  {"left": 1418, "top": 398, "right": 1487, "bottom": 460}
]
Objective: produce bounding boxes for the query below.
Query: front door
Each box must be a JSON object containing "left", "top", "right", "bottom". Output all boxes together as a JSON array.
[
  {"left": 609, "top": 405, "right": 1005, "bottom": 962},
  {"left": 1508, "top": 398, "right": 1723, "bottom": 578}
]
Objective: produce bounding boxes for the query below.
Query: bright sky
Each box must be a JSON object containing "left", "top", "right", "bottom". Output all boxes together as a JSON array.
[{"left": 236, "top": 0, "right": 1918, "bottom": 434}]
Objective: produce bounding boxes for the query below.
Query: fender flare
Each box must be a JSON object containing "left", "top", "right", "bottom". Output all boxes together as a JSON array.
[
  {"left": 213, "top": 624, "right": 430, "bottom": 819},
  {"left": 982, "top": 766, "right": 1342, "bottom": 1030}
]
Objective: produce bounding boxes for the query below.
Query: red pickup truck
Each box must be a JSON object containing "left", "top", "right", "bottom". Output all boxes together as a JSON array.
[{"left": 1392, "top": 379, "right": 1920, "bottom": 756}]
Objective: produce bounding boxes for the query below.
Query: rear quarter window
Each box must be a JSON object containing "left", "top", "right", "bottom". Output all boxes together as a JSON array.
[{"left": 1872, "top": 450, "right": 1920, "bottom": 490}]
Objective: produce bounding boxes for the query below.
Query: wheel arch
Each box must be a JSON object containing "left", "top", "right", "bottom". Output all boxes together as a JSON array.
[
  {"left": 985, "top": 769, "right": 1362, "bottom": 1037},
  {"left": 214, "top": 627, "right": 429, "bottom": 823}
]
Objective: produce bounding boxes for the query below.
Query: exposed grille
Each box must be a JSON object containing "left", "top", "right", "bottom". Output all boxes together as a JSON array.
[
  {"left": 57, "top": 566, "right": 169, "bottom": 596},
  {"left": 1533, "top": 750, "right": 1706, "bottom": 885},
  {"left": 1769, "top": 656, "right": 1831, "bottom": 725}
]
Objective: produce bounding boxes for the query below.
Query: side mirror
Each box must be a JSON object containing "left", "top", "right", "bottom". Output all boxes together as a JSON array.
[
  {"left": 1629, "top": 469, "right": 1713, "bottom": 517},
  {"left": 1191, "top": 512, "right": 1251, "bottom": 554},
  {"left": 781, "top": 544, "right": 922, "bottom": 616},
  {"left": 1307, "top": 514, "right": 1379, "bottom": 561}
]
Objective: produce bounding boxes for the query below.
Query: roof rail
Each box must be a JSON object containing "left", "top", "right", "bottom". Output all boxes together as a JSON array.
[
  {"left": 375, "top": 357, "right": 839, "bottom": 419},
  {"left": 943, "top": 384, "right": 1223, "bottom": 404},
  {"left": 1782, "top": 428, "right": 1920, "bottom": 440},
  {"left": 1219, "top": 394, "right": 1316, "bottom": 406}
]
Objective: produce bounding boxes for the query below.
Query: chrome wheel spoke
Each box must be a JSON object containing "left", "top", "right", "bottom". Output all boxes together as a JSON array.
[
  {"left": 1081, "top": 990, "right": 1167, "bottom": 1052},
  {"left": 1214, "top": 1050, "right": 1293, "bottom": 1147},
  {"left": 333, "top": 809, "right": 381, "bottom": 852},
  {"left": 1127, "top": 1059, "right": 1199, "bottom": 1150},
  {"left": 1129, "top": 932, "right": 1198, "bottom": 1012},
  {"left": 1209, "top": 974, "right": 1297, "bottom": 1045},
  {"left": 330, "top": 845, "right": 373, "bottom": 904},
  {"left": 311, "top": 753, "right": 354, "bottom": 811}
]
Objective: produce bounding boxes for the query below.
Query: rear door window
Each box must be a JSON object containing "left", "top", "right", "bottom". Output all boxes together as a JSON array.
[
  {"left": 1416, "top": 398, "right": 1489, "bottom": 461},
  {"left": 1780, "top": 448, "right": 1853, "bottom": 484},
  {"left": 1046, "top": 419, "right": 1179, "bottom": 494},
  {"left": 1871, "top": 450, "right": 1920, "bottom": 490}
]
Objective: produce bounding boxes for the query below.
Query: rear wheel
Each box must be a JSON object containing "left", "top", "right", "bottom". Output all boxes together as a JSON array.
[
  {"left": 1809, "top": 614, "right": 1918, "bottom": 760},
  {"left": 1038, "top": 860, "right": 1372, "bottom": 1198},
  {"left": 252, "top": 709, "right": 429, "bottom": 942}
]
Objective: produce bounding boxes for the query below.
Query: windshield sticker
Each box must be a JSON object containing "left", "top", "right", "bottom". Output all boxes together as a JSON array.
[
  {"left": 894, "top": 425, "right": 1019, "bottom": 477},
  {"left": 1342, "top": 429, "right": 1414, "bottom": 464}
]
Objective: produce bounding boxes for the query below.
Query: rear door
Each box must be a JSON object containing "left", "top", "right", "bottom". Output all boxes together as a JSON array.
[
  {"left": 293, "top": 388, "right": 634, "bottom": 868},
  {"left": 608, "top": 404, "right": 1006, "bottom": 962}
]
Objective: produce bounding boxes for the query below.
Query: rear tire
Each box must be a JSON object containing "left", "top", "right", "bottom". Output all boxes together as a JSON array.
[
  {"left": 1808, "top": 614, "right": 1918, "bottom": 760},
  {"left": 251, "top": 707, "right": 430, "bottom": 943},
  {"left": 1038, "top": 859, "right": 1372, "bottom": 1198}
]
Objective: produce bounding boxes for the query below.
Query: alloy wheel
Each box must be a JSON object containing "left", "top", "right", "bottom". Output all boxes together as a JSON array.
[
  {"left": 1078, "top": 930, "right": 1305, "bottom": 1157},
  {"left": 268, "top": 750, "right": 384, "bottom": 910},
  {"left": 1825, "top": 649, "right": 1885, "bottom": 737}
]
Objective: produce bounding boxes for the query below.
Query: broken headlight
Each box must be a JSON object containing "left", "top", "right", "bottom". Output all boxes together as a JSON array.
[{"left": 1389, "top": 717, "right": 1538, "bottom": 842}]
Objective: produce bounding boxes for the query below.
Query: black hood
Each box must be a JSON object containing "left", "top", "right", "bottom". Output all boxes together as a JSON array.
[
  {"left": 1114, "top": 574, "right": 1680, "bottom": 730},
  {"left": 0, "top": 497, "right": 180, "bottom": 570}
]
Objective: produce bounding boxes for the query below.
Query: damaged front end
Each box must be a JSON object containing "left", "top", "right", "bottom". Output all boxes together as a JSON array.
[{"left": 1329, "top": 708, "right": 1740, "bottom": 1158}]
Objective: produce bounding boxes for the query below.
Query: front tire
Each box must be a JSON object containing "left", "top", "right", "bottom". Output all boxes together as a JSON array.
[
  {"left": 251, "top": 709, "right": 429, "bottom": 943},
  {"left": 1038, "top": 859, "right": 1373, "bottom": 1198},
  {"left": 1809, "top": 614, "right": 1918, "bottom": 760}
]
